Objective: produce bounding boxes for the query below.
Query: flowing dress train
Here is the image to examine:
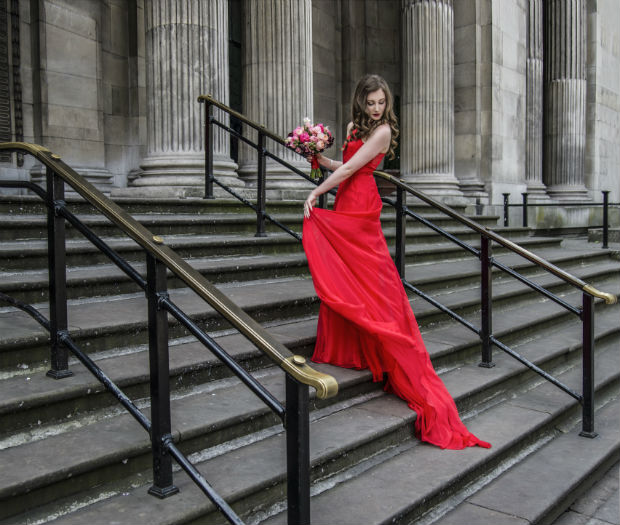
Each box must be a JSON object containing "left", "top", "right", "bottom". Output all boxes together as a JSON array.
[{"left": 302, "top": 134, "right": 491, "bottom": 450}]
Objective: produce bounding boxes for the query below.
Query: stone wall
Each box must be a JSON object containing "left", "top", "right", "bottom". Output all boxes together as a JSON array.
[
  {"left": 487, "top": 0, "right": 528, "bottom": 204},
  {"left": 101, "top": 0, "right": 145, "bottom": 189},
  {"left": 313, "top": 0, "right": 400, "bottom": 156},
  {"left": 0, "top": 0, "right": 618, "bottom": 206},
  {"left": 586, "top": 0, "right": 620, "bottom": 201},
  {"left": 29, "top": 0, "right": 113, "bottom": 191}
]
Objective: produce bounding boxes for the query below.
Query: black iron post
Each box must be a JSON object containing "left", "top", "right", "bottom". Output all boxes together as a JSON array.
[
  {"left": 479, "top": 236, "right": 495, "bottom": 368},
  {"left": 204, "top": 102, "right": 214, "bottom": 199},
  {"left": 395, "top": 186, "right": 406, "bottom": 278},
  {"left": 502, "top": 193, "right": 510, "bottom": 227},
  {"left": 602, "top": 190, "right": 609, "bottom": 249},
  {"left": 475, "top": 198, "right": 483, "bottom": 216},
  {"left": 285, "top": 373, "right": 310, "bottom": 525},
  {"left": 318, "top": 168, "right": 326, "bottom": 209},
  {"left": 146, "top": 253, "right": 179, "bottom": 498},
  {"left": 579, "top": 293, "right": 597, "bottom": 438},
  {"left": 45, "top": 168, "right": 73, "bottom": 379},
  {"left": 522, "top": 192, "right": 528, "bottom": 228},
  {"left": 256, "top": 129, "right": 267, "bottom": 237}
]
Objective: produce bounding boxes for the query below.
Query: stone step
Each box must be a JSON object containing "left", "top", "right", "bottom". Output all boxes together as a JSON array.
[
  {"left": 1, "top": 274, "right": 617, "bottom": 447},
  {"left": 0, "top": 226, "right": 551, "bottom": 272},
  {"left": 259, "top": 344, "right": 620, "bottom": 525},
  {"left": 10, "top": 332, "right": 617, "bottom": 525},
  {"left": 0, "top": 195, "right": 472, "bottom": 217},
  {"left": 1, "top": 249, "right": 615, "bottom": 371},
  {"left": 434, "top": 401, "right": 620, "bottom": 525},
  {"left": 0, "top": 196, "right": 302, "bottom": 216},
  {"left": 0, "top": 237, "right": 607, "bottom": 305},
  {"left": 0, "top": 210, "right": 502, "bottom": 241}
]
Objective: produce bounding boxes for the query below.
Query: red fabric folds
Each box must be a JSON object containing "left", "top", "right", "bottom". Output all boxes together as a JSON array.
[{"left": 302, "top": 136, "right": 490, "bottom": 450}]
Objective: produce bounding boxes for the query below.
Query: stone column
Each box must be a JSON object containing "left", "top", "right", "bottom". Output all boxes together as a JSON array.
[
  {"left": 401, "top": 0, "right": 464, "bottom": 202},
  {"left": 239, "top": 0, "right": 314, "bottom": 197},
  {"left": 544, "top": 0, "right": 589, "bottom": 201},
  {"left": 130, "top": 0, "right": 239, "bottom": 197},
  {"left": 526, "top": 0, "right": 547, "bottom": 199}
]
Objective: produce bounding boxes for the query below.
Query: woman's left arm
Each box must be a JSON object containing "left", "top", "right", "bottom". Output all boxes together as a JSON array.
[{"left": 304, "top": 125, "right": 391, "bottom": 218}]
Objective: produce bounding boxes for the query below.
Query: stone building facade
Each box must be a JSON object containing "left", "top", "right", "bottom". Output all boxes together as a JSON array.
[{"left": 0, "top": 0, "right": 619, "bottom": 206}]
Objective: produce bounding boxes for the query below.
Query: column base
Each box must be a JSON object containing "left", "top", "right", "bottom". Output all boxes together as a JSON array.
[
  {"left": 400, "top": 172, "right": 469, "bottom": 206},
  {"left": 545, "top": 184, "right": 591, "bottom": 202},
  {"left": 238, "top": 159, "right": 315, "bottom": 193},
  {"left": 116, "top": 155, "right": 242, "bottom": 198},
  {"left": 31, "top": 166, "right": 115, "bottom": 195},
  {"left": 525, "top": 180, "right": 551, "bottom": 202}
]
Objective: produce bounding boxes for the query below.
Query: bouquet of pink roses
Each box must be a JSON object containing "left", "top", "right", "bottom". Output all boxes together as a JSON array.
[{"left": 285, "top": 118, "right": 335, "bottom": 179}]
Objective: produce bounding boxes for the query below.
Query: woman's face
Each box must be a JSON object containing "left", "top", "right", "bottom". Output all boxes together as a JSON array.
[{"left": 365, "top": 89, "right": 386, "bottom": 121}]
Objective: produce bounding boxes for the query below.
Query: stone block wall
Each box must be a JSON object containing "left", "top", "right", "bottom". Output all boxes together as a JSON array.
[
  {"left": 487, "top": 0, "right": 528, "bottom": 204},
  {"left": 312, "top": 0, "right": 400, "bottom": 154},
  {"left": 586, "top": 0, "right": 620, "bottom": 201}
]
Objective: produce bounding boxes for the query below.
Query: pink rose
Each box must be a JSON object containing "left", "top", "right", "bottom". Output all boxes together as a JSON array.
[
  {"left": 295, "top": 147, "right": 302, "bottom": 153},
  {"left": 300, "top": 132, "right": 310, "bottom": 142},
  {"left": 312, "top": 125, "right": 322, "bottom": 134},
  {"left": 294, "top": 127, "right": 303, "bottom": 136},
  {"left": 317, "top": 140, "right": 325, "bottom": 149}
]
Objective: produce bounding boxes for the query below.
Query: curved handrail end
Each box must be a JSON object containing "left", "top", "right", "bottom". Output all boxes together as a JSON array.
[
  {"left": 284, "top": 356, "right": 339, "bottom": 399},
  {"left": 583, "top": 285, "right": 618, "bottom": 305}
]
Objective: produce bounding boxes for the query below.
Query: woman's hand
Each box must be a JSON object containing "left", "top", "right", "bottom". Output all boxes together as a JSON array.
[{"left": 304, "top": 190, "right": 318, "bottom": 219}]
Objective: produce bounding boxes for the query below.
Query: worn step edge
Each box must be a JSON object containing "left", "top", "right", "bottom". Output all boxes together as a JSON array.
[
  {"left": 258, "top": 345, "right": 620, "bottom": 525},
  {"left": 1, "top": 242, "right": 612, "bottom": 304},
  {"left": 432, "top": 398, "right": 620, "bottom": 525},
  {"left": 31, "top": 340, "right": 620, "bottom": 525},
  {"left": 1, "top": 267, "right": 616, "bottom": 373},
  {"left": 1, "top": 317, "right": 617, "bottom": 522}
]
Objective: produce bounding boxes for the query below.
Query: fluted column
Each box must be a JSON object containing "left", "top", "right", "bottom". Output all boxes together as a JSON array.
[
  {"left": 131, "top": 0, "right": 239, "bottom": 197},
  {"left": 544, "top": 0, "right": 589, "bottom": 201},
  {"left": 401, "top": 0, "right": 463, "bottom": 201},
  {"left": 526, "top": 0, "right": 548, "bottom": 200},
  {"left": 240, "top": 0, "right": 314, "bottom": 195}
]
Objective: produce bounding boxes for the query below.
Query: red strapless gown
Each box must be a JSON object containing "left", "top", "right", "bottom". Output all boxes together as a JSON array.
[{"left": 302, "top": 136, "right": 491, "bottom": 450}]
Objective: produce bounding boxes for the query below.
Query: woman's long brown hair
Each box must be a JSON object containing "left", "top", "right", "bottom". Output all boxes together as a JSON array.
[{"left": 344, "top": 74, "right": 399, "bottom": 160}]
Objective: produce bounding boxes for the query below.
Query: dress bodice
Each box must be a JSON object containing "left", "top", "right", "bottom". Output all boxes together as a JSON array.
[
  {"left": 342, "top": 133, "right": 385, "bottom": 174},
  {"left": 333, "top": 133, "right": 385, "bottom": 214}
]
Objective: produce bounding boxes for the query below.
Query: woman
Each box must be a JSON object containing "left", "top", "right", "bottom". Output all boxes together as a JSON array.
[{"left": 303, "top": 74, "right": 490, "bottom": 450}]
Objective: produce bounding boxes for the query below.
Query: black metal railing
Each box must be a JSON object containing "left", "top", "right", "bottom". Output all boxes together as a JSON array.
[
  {"left": 0, "top": 142, "right": 338, "bottom": 525},
  {"left": 198, "top": 94, "right": 617, "bottom": 439},
  {"left": 502, "top": 191, "right": 620, "bottom": 248}
]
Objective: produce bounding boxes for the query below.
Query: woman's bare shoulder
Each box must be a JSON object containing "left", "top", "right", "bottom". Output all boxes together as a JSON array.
[{"left": 346, "top": 122, "right": 354, "bottom": 136}]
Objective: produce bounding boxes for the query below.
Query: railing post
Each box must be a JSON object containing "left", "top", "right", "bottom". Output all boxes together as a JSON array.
[
  {"left": 204, "top": 102, "right": 214, "bottom": 199},
  {"left": 285, "top": 373, "right": 310, "bottom": 525},
  {"left": 522, "top": 192, "right": 528, "bottom": 228},
  {"left": 479, "top": 236, "right": 495, "bottom": 368},
  {"left": 256, "top": 129, "right": 267, "bottom": 237},
  {"left": 146, "top": 253, "right": 179, "bottom": 498},
  {"left": 45, "top": 168, "right": 73, "bottom": 379},
  {"left": 503, "top": 193, "right": 510, "bottom": 227},
  {"left": 602, "top": 190, "right": 609, "bottom": 249},
  {"left": 395, "top": 185, "right": 406, "bottom": 278},
  {"left": 317, "top": 167, "right": 326, "bottom": 209},
  {"left": 579, "top": 293, "right": 597, "bottom": 438}
]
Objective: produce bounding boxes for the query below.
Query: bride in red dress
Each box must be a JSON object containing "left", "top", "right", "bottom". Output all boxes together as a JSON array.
[{"left": 302, "top": 74, "right": 490, "bottom": 450}]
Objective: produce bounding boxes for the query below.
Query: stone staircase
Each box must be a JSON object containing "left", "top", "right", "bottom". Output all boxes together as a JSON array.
[{"left": 0, "top": 194, "right": 618, "bottom": 525}]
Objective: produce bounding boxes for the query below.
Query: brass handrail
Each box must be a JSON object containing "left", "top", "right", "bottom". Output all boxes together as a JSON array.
[
  {"left": 197, "top": 94, "right": 616, "bottom": 306},
  {"left": 371, "top": 171, "right": 617, "bottom": 305},
  {"left": 0, "top": 141, "right": 338, "bottom": 399}
]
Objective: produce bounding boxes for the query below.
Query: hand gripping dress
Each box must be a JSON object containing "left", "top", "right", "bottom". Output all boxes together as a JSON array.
[{"left": 302, "top": 133, "right": 491, "bottom": 450}]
